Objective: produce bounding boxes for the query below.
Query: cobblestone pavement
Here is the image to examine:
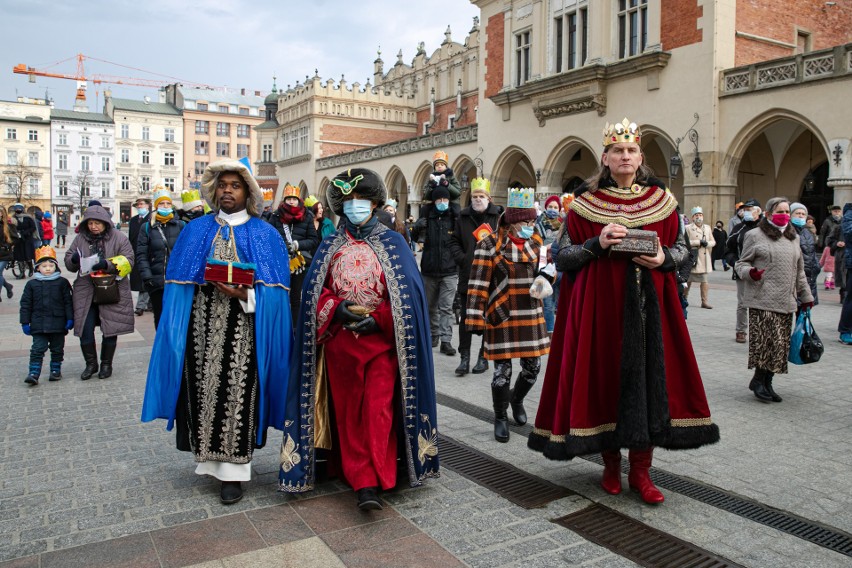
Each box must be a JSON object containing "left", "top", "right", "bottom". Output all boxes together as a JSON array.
[{"left": 1, "top": 263, "right": 850, "bottom": 567}]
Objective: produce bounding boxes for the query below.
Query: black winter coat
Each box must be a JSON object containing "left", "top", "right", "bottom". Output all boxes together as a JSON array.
[
  {"left": 12, "top": 214, "right": 36, "bottom": 262},
  {"left": 269, "top": 210, "right": 320, "bottom": 261},
  {"left": 410, "top": 203, "right": 460, "bottom": 276},
  {"left": 725, "top": 219, "right": 760, "bottom": 280},
  {"left": 449, "top": 202, "right": 502, "bottom": 287},
  {"left": 136, "top": 218, "right": 185, "bottom": 290},
  {"left": 20, "top": 276, "right": 74, "bottom": 334},
  {"left": 128, "top": 213, "right": 150, "bottom": 292}
]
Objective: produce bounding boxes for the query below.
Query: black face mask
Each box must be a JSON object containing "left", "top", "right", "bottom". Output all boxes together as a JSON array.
[{"left": 186, "top": 209, "right": 204, "bottom": 220}]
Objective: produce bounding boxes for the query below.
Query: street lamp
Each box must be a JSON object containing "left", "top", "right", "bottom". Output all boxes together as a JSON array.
[{"left": 670, "top": 113, "right": 703, "bottom": 180}]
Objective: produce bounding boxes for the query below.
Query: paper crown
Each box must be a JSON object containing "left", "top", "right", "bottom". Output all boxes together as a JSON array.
[
  {"left": 262, "top": 189, "right": 274, "bottom": 203},
  {"left": 470, "top": 177, "right": 491, "bottom": 195},
  {"left": 153, "top": 187, "right": 172, "bottom": 208},
  {"left": 304, "top": 195, "right": 319, "bottom": 208},
  {"left": 561, "top": 193, "right": 575, "bottom": 211},
  {"left": 506, "top": 187, "right": 536, "bottom": 209},
  {"left": 691, "top": 206, "right": 703, "bottom": 216},
  {"left": 603, "top": 117, "right": 641, "bottom": 147},
  {"left": 282, "top": 184, "right": 301, "bottom": 200},
  {"left": 432, "top": 150, "right": 449, "bottom": 166},
  {"left": 34, "top": 245, "right": 57, "bottom": 265},
  {"left": 385, "top": 198, "right": 398, "bottom": 209},
  {"left": 181, "top": 189, "right": 203, "bottom": 209}
]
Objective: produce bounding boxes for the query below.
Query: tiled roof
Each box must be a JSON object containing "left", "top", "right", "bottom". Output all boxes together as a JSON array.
[
  {"left": 179, "top": 87, "right": 265, "bottom": 107},
  {"left": 255, "top": 120, "right": 279, "bottom": 130},
  {"left": 110, "top": 98, "right": 181, "bottom": 115},
  {"left": 51, "top": 109, "right": 114, "bottom": 123}
]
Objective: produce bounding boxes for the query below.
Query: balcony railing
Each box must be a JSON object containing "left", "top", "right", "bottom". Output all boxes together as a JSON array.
[{"left": 721, "top": 43, "right": 852, "bottom": 96}]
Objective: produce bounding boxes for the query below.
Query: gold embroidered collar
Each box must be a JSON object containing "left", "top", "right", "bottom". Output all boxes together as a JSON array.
[{"left": 569, "top": 185, "right": 678, "bottom": 228}]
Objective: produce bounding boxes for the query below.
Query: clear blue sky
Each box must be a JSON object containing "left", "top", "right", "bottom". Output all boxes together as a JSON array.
[{"left": 0, "top": 0, "right": 480, "bottom": 111}]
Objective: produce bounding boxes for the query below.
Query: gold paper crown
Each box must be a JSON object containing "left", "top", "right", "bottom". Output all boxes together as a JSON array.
[
  {"left": 304, "top": 195, "right": 319, "bottom": 208},
  {"left": 181, "top": 189, "right": 202, "bottom": 205},
  {"left": 603, "top": 117, "right": 641, "bottom": 147},
  {"left": 262, "top": 189, "right": 274, "bottom": 203},
  {"left": 35, "top": 245, "right": 57, "bottom": 265},
  {"left": 282, "top": 184, "right": 301, "bottom": 199},
  {"left": 561, "top": 193, "right": 575, "bottom": 211},
  {"left": 432, "top": 150, "right": 449, "bottom": 165},
  {"left": 506, "top": 187, "right": 536, "bottom": 209},
  {"left": 470, "top": 177, "right": 491, "bottom": 195}
]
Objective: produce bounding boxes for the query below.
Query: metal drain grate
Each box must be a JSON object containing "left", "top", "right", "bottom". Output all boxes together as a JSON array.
[
  {"left": 437, "top": 434, "right": 574, "bottom": 508},
  {"left": 554, "top": 504, "right": 745, "bottom": 568},
  {"left": 438, "top": 392, "right": 852, "bottom": 558}
]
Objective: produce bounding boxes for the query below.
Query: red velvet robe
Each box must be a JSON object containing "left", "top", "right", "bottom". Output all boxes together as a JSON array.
[{"left": 529, "top": 185, "right": 719, "bottom": 459}]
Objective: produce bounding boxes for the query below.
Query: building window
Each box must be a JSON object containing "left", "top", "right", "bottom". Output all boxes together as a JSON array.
[
  {"left": 194, "top": 161, "right": 207, "bottom": 176},
  {"left": 237, "top": 124, "right": 250, "bottom": 138},
  {"left": 237, "top": 144, "right": 249, "bottom": 158},
  {"left": 28, "top": 178, "right": 39, "bottom": 195},
  {"left": 101, "top": 157, "right": 110, "bottom": 172},
  {"left": 5, "top": 177, "right": 18, "bottom": 195},
  {"left": 120, "top": 149, "right": 129, "bottom": 163},
  {"left": 101, "top": 137, "right": 110, "bottom": 149},
  {"left": 555, "top": 5, "right": 589, "bottom": 73},
  {"left": 141, "top": 176, "right": 150, "bottom": 192},
  {"left": 28, "top": 129, "right": 38, "bottom": 141},
  {"left": 216, "top": 122, "right": 230, "bottom": 136},
  {"left": 515, "top": 30, "right": 531, "bottom": 86},
  {"left": 195, "top": 120, "right": 209, "bottom": 134},
  {"left": 58, "top": 154, "right": 68, "bottom": 170},
  {"left": 195, "top": 140, "right": 208, "bottom": 155},
  {"left": 618, "top": 0, "right": 648, "bottom": 59},
  {"left": 81, "top": 155, "right": 90, "bottom": 171},
  {"left": 216, "top": 142, "right": 230, "bottom": 157},
  {"left": 80, "top": 134, "right": 90, "bottom": 147},
  {"left": 218, "top": 104, "right": 230, "bottom": 114},
  {"left": 142, "top": 126, "right": 150, "bottom": 141},
  {"left": 239, "top": 107, "right": 249, "bottom": 116},
  {"left": 164, "top": 152, "right": 175, "bottom": 166},
  {"left": 28, "top": 152, "right": 38, "bottom": 167},
  {"left": 197, "top": 102, "right": 208, "bottom": 111},
  {"left": 120, "top": 124, "right": 129, "bottom": 139},
  {"left": 262, "top": 144, "right": 272, "bottom": 162},
  {"left": 164, "top": 128, "right": 175, "bottom": 142},
  {"left": 101, "top": 182, "right": 110, "bottom": 198},
  {"left": 796, "top": 31, "right": 812, "bottom": 54},
  {"left": 164, "top": 178, "right": 175, "bottom": 191},
  {"left": 5, "top": 128, "right": 16, "bottom": 140},
  {"left": 6, "top": 150, "right": 18, "bottom": 165},
  {"left": 58, "top": 180, "right": 68, "bottom": 196},
  {"left": 299, "top": 127, "right": 309, "bottom": 154},
  {"left": 142, "top": 150, "right": 150, "bottom": 165},
  {"left": 58, "top": 132, "right": 67, "bottom": 145},
  {"left": 121, "top": 175, "right": 130, "bottom": 191}
]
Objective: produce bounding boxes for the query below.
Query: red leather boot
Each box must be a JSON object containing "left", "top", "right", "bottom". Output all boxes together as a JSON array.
[
  {"left": 600, "top": 450, "right": 623, "bottom": 495},
  {"left": 627, "top": 448, "right": 665, "bottom": 504}
]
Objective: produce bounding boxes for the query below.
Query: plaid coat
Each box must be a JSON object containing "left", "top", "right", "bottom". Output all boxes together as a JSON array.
[{"left": 465, "top": 227, "right": 550, "bottom": 360}]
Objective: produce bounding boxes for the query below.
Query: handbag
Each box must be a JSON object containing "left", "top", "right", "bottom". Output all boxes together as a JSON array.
[
  {"left": 609, "top": 229, "right": 659, "bottom": 259},
  {"left": 90, "top": 273, "right": 120, "bottom": 305},
  {"left": 789, "top": 309, "right": 824, "bottom": 365}
]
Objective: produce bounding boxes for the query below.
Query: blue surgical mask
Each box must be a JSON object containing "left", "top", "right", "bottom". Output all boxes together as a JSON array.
[
  {"left": 435, "top": 202, "right": 449, "bottom": 212},
  {"left": 157, "top": 207, "right": 173, "bottom": 216},
  {"left": 742, "top": 211, "right": 754, "bottom": 222},
  {"left": 137, "top": 208, "right": 149, "bottom": 216},
  {"left": 791, "top": 217, "right": 806, "bottom": 227},
  {"left": 545, "top": 209, "right": 559, "bottom": 219},
  {"left": 343, "top": 199, "right": 373, "bottom": 224},
  {"left": 518, "top": 225, "right": 534, "bottom": 240}
]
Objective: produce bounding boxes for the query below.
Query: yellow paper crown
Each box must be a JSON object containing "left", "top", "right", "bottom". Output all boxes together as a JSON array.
[
  {"left": 108, "top": 255, "right": 132, "bottom": 278},
  {"left": 470, "top": 177, "right": 491, "bottom": 195},
  {"left": 35, "top": 245, "right": 57, "bottom": 264},
  {"left": 603, "top": 117, "right": 641, "bottom": 147},
  {"left": 282, "top": 184, "right": 301, "bottom": 200},
  {"left": 561, "top": 193, "right": 575, "bottom": 211},
  {"left": 432, "top": 150, "right": 449, "bottom": 166},
  {"left": 506, "top": 187, "right": 535, "bottom": 209},
  {"left": 262, "top": 189, "right": 274, "bottom": 203},
  {"left": 304, "top": 195, "right": 319, "bottom": 208}
]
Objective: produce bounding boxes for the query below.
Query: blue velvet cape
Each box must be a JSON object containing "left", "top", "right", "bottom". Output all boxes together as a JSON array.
[
  {"left": 278, "top": 222, "right": 440, "bottom": 492},
  {"left": 141, "top": 214, "right": 293, "bottom": 445}
]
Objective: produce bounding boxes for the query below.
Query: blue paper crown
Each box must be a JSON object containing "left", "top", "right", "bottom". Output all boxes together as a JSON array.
[{"left": 506, "top": 187, "right": 535, "bottom": 209}]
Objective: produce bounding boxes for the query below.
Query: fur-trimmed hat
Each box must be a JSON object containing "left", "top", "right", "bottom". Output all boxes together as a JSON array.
[
  {"left": 201, "top": 159, "right": 264, "bottom": 217},
  {"left": 327, "top": 168, "right": 386, "bottom": 216}
]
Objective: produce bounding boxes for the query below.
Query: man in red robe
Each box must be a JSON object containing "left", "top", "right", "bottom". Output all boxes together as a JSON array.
[{"left": 528, "top": 118, "right": 719, "bottom": 504}]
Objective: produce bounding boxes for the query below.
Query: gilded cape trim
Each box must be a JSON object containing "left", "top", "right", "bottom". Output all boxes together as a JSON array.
[{"left": 569, "top": 185, "right": 678, "bottom": 228}]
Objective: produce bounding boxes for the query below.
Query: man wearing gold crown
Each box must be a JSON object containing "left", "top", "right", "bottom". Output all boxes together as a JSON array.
[{"left": 528, "top": 118, "right": 719, "bottom": 505}]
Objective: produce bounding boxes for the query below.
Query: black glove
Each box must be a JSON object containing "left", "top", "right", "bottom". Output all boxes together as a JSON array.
[
  {"left": 143, "top": 279, "right": 159, "bottom": 292},
  {"left": 71, "top": 251, "right": 80, "bottom": 264},
  {"left": 699, "top": 239, "right": 708, "bottom": 248},
  {"left": 91, "top": 258, "right": 108, "bottom": 271},
  {"left": 345, "top": 316, "right": 379, "bottom": 335},
  {"left": 440, "top": 178, "right": 449, "bottom": 187},
  {"left": 333, "top": 300, "right": 364, "bottom": 325}
]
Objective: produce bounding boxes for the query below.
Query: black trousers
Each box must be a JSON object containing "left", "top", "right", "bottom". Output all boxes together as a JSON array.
[
  {"left": 149, "top": 288, "right": 164, "bottom": 329},
  {"left": 80, "top": 305, "right": 118, "bottom": 348},
  {"left": 30, "top": 332, "right": 65, "bottom": 365}
]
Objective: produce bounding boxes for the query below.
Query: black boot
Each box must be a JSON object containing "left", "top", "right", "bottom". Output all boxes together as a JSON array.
[
  {"left": 455, "top": 350, "right": 470, "bottom": 376},
  {"left": 748, "top": 369, "right": 772, "bottom": 403},
  {"left": 509, "top": 376, "right": 536, "bottom": 426},
  {"left": 99, "top": 341, "right": 117, "bottom": 379},
  {"left": 492, "top": 384, "right": 510, "bottom": 443},
  {"left": 80, "top": 343, "right": 99, "bottom": 380},
  {"left": 471, "top": 347, "right": 488, "bottom": 374},
  {"left": 764, "top": 372, "right": 782, "bottom": 402},
  {"left": 440, "top": 341, "right": 456, "bottom": 356}
]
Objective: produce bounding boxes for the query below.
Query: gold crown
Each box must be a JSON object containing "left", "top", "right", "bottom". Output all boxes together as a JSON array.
[
  {"left": 561, "top": 193, "right": 575, "bottom": 211},
  {"left": 603, "top": 117, "right": 641, "bottom": 147},
  {"left": 262, "top": 189, "right": 274, "bottom": 203},
  {"left": 282, "top": 184, "right": 300, "bottom": 199},
  {"left": 35, "top": 245, "right": 57, "bottom": 264},
  {"left": 470, "top": 177, "right": 491, "bottom": 195},
  {"left": 432, "top": 150, "right": 449, "bottom": 165}
]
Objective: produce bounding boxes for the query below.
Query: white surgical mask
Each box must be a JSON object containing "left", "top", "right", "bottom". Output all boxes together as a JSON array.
[
  {"left": 343, "top": 199, "right": 373, "bottom": 224},
  {"left": 137, "top": 208, "right": 149, "bottom": 216},
  {"left": 742, "top": 211, "right": 754, "bottom": 222}
]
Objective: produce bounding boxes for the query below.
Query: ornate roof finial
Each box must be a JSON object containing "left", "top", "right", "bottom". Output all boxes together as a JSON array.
[
  {"left": 271, "top": 74, "right": 277, "bottom": 93},
  {"left": 396, "top": 49, "right": 404, "bottom": 64},
  {"left": 443, "top": 25, "right": 452, "bottom": 44}
]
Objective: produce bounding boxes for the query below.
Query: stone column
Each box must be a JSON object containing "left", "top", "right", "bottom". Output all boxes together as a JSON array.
[
  {"left": 683, "top": 182, "right": 738, "bottom": 226},
  {"left": 827, "top": 138, "right": 852, "bottom": 206}
]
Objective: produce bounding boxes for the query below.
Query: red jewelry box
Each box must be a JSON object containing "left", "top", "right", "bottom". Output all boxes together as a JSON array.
[{"left": 203, "top": 259, "right": 256, "bottom": 286}]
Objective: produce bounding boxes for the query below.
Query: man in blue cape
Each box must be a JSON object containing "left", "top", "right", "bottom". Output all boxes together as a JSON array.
[
  {"left": 278, "top": 168, "right": 439, "bottom": 510},
  {"left": 142, "top": 159, "right": 292, "bottom": 504}
]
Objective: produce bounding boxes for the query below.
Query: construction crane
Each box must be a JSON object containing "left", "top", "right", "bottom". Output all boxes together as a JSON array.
[{"left": 12, "top": 53, "right": 218, "bottom": 106}]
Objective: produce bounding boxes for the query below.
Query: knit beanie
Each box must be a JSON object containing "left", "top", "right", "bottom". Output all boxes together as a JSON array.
[
  {"left": 432, "top": 186, "right": 451, "bottom": 202},
  {"left": 544, "top": 195, "right": 562, "bottom": 210}
]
